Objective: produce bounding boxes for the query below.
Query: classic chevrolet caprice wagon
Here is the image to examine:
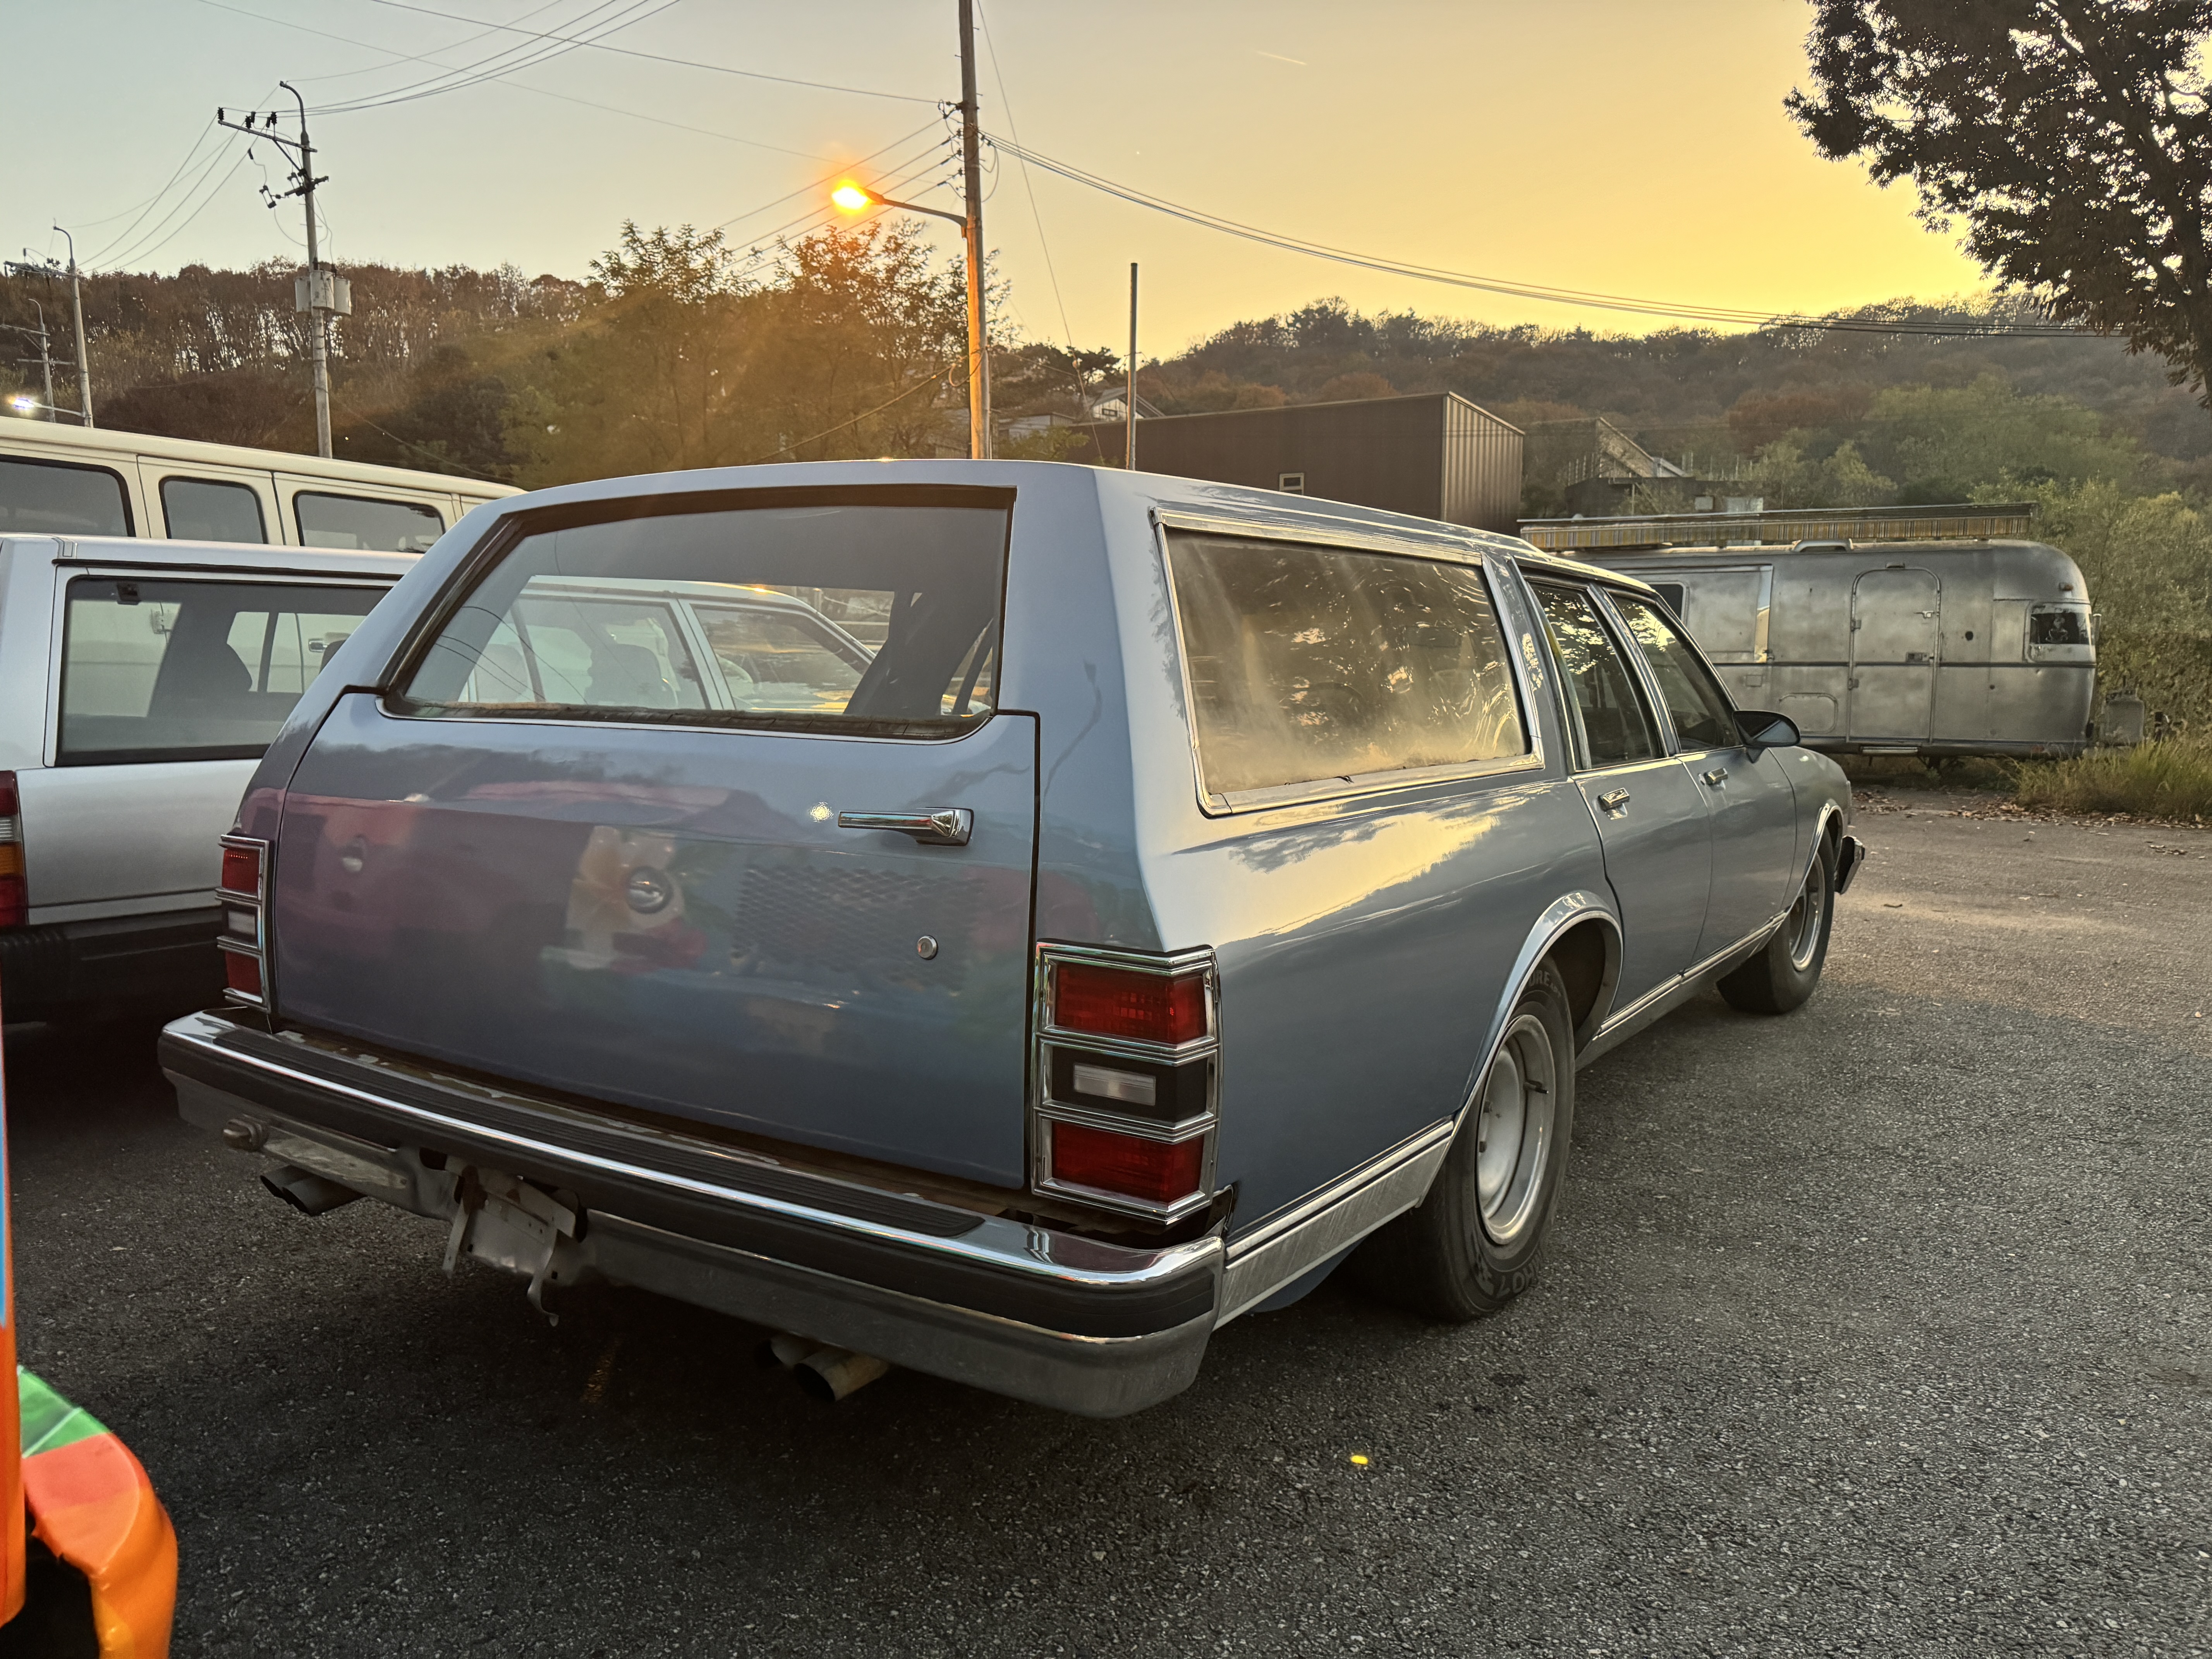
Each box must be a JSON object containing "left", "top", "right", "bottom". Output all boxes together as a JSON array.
[{"left": 158, "top": 460, "right": 1860, "bottom": 1417}]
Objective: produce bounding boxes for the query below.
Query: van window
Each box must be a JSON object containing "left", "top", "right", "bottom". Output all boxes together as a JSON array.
[
  {"left": 1533, "top": 583, "right": 1657, "bottom": 768},
  {"left": 1612, "top": 595, "right": 1740, "bottom": 752},
  {"left": 57, "top": 576, "right": 385, "bottom": 765},
  {"left": 161, "top": 476, "right": 266, "bottom": 544},
  {"left": 400, "top": 495, "right": 1009, "bottom": 733},
  {"left": 1166, "top": 532, "right": 1527, "bottom": 804},
  {"left": 0, "top": 457, "right": 131, "bottom": 536},
  {"left": 2027, "top": 603, "right": 2091, "bottom": 647},
  {"left": 294, "top": 491, "right": 443, "bottom": 553}
]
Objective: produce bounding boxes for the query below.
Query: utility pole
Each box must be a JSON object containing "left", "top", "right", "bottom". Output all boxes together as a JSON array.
[
  {"left": 53, "top": 227, "right": 91, "bottom": 429},
  {"left": 7, "top": 246, "right": 91, "bottom": 425},
  {"left": 1126, "top": 263, "right": 1138, "bottom": 471},
  {"left": 956, "top": 0, "right": 991, "bottom": 460},
  {"left": 219, "top": 83, "right": 343, "bottom": 458},
  {"left": 1, "top": 300, "right": 59, "bottom": 419}
]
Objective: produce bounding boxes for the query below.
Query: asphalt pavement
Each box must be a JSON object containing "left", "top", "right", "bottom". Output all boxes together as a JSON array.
[{"left": 5, "top": 792, "right": 2207, "bottom": 1657}]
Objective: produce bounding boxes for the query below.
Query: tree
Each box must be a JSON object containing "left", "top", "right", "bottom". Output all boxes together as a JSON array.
[{"left": 1786, "top": 1, "right": 2212, "bottom": 404}]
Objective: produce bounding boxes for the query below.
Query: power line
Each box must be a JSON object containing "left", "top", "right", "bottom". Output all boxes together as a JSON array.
[
  {"left": 989, "top": 136, "right": 2092, "bottom": 340},
  {"left": 358, "top": 0, "right": 942, "bottom": 104},
  {"left": 974, "top": 0, "right": 1085, "bottom": 390},
  {"left": 203, "top": 0, "right": 863, "bottom": 161},
  {"left": 94, "top": 144, "right": 256, "bottom": 273},
  {"left": 304, "top": 0, "right": 676, "bottom": 114}
]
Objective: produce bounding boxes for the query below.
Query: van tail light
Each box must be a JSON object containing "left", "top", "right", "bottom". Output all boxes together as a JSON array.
[
  {"left": 0, "top": 772, "right": 25, "bottom": 929},
  {"left": 1033, "top": 945, "right": 1219, "bottom": 1221},
  {"left": 217, "top": 834, "right": 269, "bottom": 1007}
]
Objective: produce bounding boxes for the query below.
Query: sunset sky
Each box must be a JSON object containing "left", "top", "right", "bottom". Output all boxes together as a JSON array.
[{"left": 5, "top": 0, "right": 1996, "bottom": 356}]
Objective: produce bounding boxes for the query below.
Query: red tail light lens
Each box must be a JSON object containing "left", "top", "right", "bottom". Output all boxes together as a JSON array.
[
  {"left": 1049, "top": 1123, "right": 1204, "bottom": 1206},
  {"left": 0, "top": 771, "right": 22, "bottom": 927},
  {"left": 1053, "top": 962, "right": 1207, "bottom": 1046},
  {"left": 223, "top": 950, "right": 263, "bottom": 998},
  {"left": 220, "top": 842, "right": 262, "bottom": 897}
]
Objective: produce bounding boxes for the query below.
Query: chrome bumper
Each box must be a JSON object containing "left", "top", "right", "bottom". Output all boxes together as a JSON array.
[{"left": 158, "top": 1011, "right": 1220, "bottom": 1417}]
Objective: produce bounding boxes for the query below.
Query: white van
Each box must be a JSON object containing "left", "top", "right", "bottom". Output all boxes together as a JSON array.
[
  {"left": 0, "top": 420, "right": 518, "bottom": 552},
  {"left": 0, "top": 534, "right": 415, "bottom": 1022}
]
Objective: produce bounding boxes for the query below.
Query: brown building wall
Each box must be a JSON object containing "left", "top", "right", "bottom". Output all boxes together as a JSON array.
[{"left": 1073, "top": 392, "right": 1524, "bottom": 533}]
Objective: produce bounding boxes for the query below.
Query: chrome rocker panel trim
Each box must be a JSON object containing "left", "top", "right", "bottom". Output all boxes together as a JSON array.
[{"left": 160, "top": 1010, "right": 1221, "bottom": 1418}]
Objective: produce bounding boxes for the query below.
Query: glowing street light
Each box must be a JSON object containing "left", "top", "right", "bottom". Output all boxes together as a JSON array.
[
  {"left": 831, "top": 173, "right": 989, "bottom": 459},
  {"left": 7, "top": 395, "right": 34, "bottom": 415},
  {"left": 830, "top": 183, "right": 873, "bottom": 213}
]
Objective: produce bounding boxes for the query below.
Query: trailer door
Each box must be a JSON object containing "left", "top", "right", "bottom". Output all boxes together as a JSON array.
[{"left": 1849, "top": 567, "right": 1940, "bottom": 742}]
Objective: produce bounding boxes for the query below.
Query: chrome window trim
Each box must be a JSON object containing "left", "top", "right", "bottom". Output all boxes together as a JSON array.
[
  {"left": 1154, "top": 519, "right": 1546, "bottom": 819},
  {"left": 1031, "top": 941, "right": 1221, "bottom": 1224},
  {"left": 1153, "top": 506, "right": 1518, "bottom": 565}
]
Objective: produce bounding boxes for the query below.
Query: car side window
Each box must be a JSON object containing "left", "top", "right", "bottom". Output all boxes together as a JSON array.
[
  {"left": 1532, "top": 583, "right": 1656, "bottom": 769},
  {"left": 1612, "top": 595, "right": 1739, "bottom": 752}
]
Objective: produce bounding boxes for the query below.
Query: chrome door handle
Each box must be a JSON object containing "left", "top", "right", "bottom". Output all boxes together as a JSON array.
[
  {"left": 1702, "top": 768, "right": 1729, "bottom": 787},
  {"left": 836, "top": 808, "right": 973, "bottom": 846},
  {"left": 1596, "top": 789, "right": 1631, "bottom": 812}
]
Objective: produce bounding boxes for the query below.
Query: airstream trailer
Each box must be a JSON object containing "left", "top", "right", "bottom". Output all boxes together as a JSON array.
[{"left": 1518, "top": 508, "right": 2095, "bottom": 757}]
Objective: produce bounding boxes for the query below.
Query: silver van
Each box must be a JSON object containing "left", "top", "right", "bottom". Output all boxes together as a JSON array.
[
  {"left": 159, "top": 462, "right": 1858, "bottom": 1416},
  {"left": 1577, "top": 539, "right": 2096, "bottom": 757},
  {"left": 0, "top": 535, "right": 414, "bottom": 1021}
]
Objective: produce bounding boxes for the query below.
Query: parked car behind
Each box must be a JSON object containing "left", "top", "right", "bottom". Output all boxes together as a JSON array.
[
  {"left": 158, "top": 461, "right": 1859, "bottom": 1417},
  {"left": 0, "top": 534, "right": 417, "bottom": 1022}
]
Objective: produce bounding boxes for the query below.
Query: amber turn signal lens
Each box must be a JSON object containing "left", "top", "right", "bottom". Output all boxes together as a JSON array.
[
  {"left": 220, "top": 843, "right": 261, "bottom": 896},
  {"left": 223, "top": 950, "right": 263, "bottom": 998},
  {"left": 1053, "top": 962, "right": 1206, "bottom": 1046},
  {"left": 1049, "top": 1121, "right": 1203, "bottom": 1205}
]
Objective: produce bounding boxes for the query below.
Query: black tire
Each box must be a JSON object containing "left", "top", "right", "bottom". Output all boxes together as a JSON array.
[
  {"left": 1717, "top": 835, "right": 1836, "bottom": 1015},
  {"left": 1353, "top": 960, "right": 1577, "bottom": 1322}
]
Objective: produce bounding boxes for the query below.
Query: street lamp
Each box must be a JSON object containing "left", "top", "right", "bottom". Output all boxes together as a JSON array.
[{"left": 833, "top": 178, "right": 991, "bottom": 460}]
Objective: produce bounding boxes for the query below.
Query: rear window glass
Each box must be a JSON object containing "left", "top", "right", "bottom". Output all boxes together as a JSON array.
[
  {"left": 161, "top": 476, "right": 267, "bottom": 544},
  {"left": 1166, "top": 532, "right": 1528, "bottom": 805},
  {"left": 295, "top": 491, "right": 443, "bottom": 553},
  {"left": 0, "top": 457, "right": 131, "bottom": 536},
  {"left": 58, "top": 577, "right": 385, "bottom": 765},
  {"left": 2027, "top": 603, "right": 2091, "bottom": 647},
  {"left": 401, "top": 496, "right": 1008, "bottom": 734}
]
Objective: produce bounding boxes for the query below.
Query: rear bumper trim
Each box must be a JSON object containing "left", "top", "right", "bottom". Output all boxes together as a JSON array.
[{"left": 160, "top": 1011, "right": 1221, "bottom": 1412}]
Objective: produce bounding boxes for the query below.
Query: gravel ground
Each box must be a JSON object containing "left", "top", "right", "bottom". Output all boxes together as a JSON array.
[{"left": 4, "top": 799, "right": 2207, "bottom": 1657}]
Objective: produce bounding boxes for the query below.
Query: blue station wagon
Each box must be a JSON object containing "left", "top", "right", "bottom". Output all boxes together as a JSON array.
[{"left": 158, "top": 461, "right": 1861, "bottom": 1416}]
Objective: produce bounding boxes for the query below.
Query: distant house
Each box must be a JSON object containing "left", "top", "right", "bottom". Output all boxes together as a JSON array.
[
  {"left": 1084, "top": 388, "right": 1165, "bottom": 423},
  {"left": 1070, "top": 391, "right": 1524, "bottom": 534}
]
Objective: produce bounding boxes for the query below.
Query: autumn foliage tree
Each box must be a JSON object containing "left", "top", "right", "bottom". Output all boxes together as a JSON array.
[{"left": 1787, "top": 1, "right": 2212, "bottom": 404}]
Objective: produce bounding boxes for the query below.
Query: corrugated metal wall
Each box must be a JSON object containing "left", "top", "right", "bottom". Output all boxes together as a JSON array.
[{"left": 1072, "top": 393, "right": 1525, "bottom": 533}]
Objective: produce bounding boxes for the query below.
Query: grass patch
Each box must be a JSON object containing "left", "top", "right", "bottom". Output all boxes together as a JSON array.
[{"left": 2014, "top": 737, "right": 2212, "bottom": 824}]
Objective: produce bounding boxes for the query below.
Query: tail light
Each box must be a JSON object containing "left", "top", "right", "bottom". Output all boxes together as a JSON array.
[
  {"left": 0, "top": 772, "right": 24, "bottom": 929},
  {"left": 1033, "top": 945, "right": 1218, "bottom": 1222},
  {"left": 216, "top": 834, "right": 268, "bottom": 1007}
]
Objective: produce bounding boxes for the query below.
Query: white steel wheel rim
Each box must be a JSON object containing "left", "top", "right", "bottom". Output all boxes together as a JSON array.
[
  {"left": 1474, "top": 1012, "right": 1557, "bottom": 1246},
  {"left": 1786, "top": 859, "right": 1827, "bottom": 972}
]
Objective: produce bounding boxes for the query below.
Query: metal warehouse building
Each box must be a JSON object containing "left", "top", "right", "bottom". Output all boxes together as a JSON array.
[{"left": 1076, "top": 392, "right": 1525, "bottom": 534}]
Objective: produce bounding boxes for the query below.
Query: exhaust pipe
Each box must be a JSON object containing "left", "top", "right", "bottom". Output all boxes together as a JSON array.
[
  {"left": 795, "top": 1347, "right": 891, "bottom": 1403},
  {"left": 261, "top": 1163, "right": 362, "bottom": 1216},
  {"left": 757, "top": 1332, "right": 819, "bottom": 1370}
]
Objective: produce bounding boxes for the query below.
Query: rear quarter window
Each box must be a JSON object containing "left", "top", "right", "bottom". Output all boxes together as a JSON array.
[
  {"left": 58, "top": 576, "right": 386, "bottom": 764},
  {"left": 1165, "top": 531, "right": 1529, "bottom": 808}
]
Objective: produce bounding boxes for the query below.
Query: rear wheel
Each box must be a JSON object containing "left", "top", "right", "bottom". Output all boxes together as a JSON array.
[
  {"left": 1354, "top": 961, "right": 1576, "bottom": 1321},
  {"left": 1717, "top": 836, "right": 1835, "bottom": 1015}
]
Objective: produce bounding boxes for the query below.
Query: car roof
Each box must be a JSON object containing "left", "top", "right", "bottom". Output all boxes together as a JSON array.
[{"left": 10, "top": 535, "right": 417, "bottom": 579}]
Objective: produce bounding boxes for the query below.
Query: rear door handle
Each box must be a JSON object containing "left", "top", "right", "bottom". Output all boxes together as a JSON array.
[
  {"left": 837, "top": 808, "right": 973, "bottom": 846},
  {"left": 1596, "top": 789, "right": 1631, "bottom": 812},
  {"left": 1702, "top": 768, "right": 1729, "bottom": 786}
]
